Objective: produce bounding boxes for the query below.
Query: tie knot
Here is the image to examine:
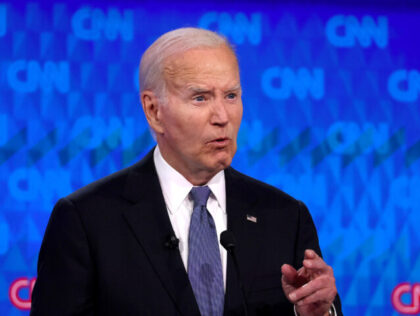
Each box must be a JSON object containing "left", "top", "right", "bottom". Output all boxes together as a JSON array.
[{"left": 190, "top": 186, "right": 211, "bottom": 208}]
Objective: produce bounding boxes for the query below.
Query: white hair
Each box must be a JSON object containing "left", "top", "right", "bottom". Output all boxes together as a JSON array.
[{"left": 139, "top": 27, "right": 236, "bottom": 102}]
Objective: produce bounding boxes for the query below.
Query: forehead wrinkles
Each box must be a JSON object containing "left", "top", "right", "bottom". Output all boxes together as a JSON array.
[
  {"left": 163, "top": 48, "right": 239, "bottom": 89},
  {"left": 163, "top": 60, "right": 201, "bottom": 84}
]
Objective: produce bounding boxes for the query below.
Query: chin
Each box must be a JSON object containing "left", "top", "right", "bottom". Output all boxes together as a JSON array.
[
  {"left": 212, "top": 155, "right": 233, "bottom": 171},
  {"left": 204, "top": 148, "right": 235, "bottom": 172}
]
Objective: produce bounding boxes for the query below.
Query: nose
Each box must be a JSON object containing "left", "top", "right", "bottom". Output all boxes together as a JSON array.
[{"left": 210, "top": 99, "right": 229, "bottom": 126}]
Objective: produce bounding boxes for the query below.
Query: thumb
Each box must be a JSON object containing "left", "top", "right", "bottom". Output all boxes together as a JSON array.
[{"left": 281, "top": 264, "right": 298, "bottom": 285}]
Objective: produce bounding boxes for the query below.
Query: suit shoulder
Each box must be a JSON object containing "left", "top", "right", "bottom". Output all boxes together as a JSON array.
[
  {"left": 67, "top": 151, "right": 155, "bottom": 204},
  {"left": 65, "top": 149, "right": 155, "bottom": 204},
  {"left": 65, "top": 165, "right": 131, "bottom": 203}
]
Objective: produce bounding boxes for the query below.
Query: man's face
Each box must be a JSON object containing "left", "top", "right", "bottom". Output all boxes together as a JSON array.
[{"left": 156, "top": 45, "right": 243, "bottom": 184}]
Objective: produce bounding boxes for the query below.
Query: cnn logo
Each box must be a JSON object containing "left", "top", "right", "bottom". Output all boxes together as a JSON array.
[
  {"left": 9, "top": 277, "right": 36, "bottom": 310},
  {"left": 392, "top": 282, "right": 420, "bottom": 314}
]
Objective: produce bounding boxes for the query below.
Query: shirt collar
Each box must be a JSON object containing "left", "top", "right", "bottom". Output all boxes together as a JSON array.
[
  {"left": 153, "top": 146, "right": 226, "bottom": 214},
  {"left": 206, "top": 168, "right": 226, "bottom": 214}
]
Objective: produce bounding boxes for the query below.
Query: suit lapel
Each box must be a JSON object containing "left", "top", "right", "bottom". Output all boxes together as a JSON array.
[
  {"left": 121, "top": 151, "right": 200, "bottom": 316},
  {"left": 224, "top": 168, "right": 265, "bottom": 314},
  {"left": 120, "top": 153, "right": 264, "bottom": 315}
]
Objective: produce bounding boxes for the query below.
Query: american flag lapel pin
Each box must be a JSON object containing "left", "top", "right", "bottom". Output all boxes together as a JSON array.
[{"left": 246, "top": 214, "right": 257, "bottom": 223}]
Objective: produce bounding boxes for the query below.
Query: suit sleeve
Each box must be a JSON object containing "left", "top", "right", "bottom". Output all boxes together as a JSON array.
[
  {"left": 293, "top": 201, "right": 322, "bottom": 267},
  {"left": 294, "top": 201, "right": 343, "bottom": 316},
  {"left": 30, "top": 198, "right": 95, "bottom": 316}
]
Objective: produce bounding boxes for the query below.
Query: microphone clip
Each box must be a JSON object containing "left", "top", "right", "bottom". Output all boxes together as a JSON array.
[{"left": 165, "top": 235, "right": 179, "bottom": 250}]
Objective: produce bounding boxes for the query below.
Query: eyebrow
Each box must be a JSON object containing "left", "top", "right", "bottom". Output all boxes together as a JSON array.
[
  {"left": 225, "top": 84, "right": 242, "bottom": 93},
  {"left": 187, "top": 87, "right": 212, "bottom": 94},
  {"left": 187, "top": 84, "right": 242, "bottom": 94}
]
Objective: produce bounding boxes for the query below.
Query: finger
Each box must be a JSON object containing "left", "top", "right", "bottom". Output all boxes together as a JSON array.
[
  {"left": 303, "top": 256, "right": 325, "bottom": 270},
  {"left": 285, "top": 266, "right": 311, "bottom": 289},
  {"left": 288, "top": 275, "right": 335, "bottom": 303},
  {"left": 281, "top": 264, "right": 297, "bottom": 284},
  {"left": 295, "top": 287, "right": 336, "bottom": 306},
  {"left": 303, "top": 255, "right": 332, "bottom": 274},
  {"left": 304, "top": 249, "right": 318, "bottom": 260}
]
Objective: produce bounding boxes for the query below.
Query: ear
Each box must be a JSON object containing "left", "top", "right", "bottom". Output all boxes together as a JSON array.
[{"left": 141, "top": 90, "right": 164, "bottom": 134}]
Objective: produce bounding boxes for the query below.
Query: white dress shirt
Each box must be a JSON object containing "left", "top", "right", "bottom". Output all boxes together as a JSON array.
[{"left": 153, "top": 146, "right": 228, "bottom": 289}]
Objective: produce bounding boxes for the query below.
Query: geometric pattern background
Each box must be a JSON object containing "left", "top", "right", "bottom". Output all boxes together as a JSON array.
[{"left": 1, "top": 1, "right": 419, "bottom": 315}]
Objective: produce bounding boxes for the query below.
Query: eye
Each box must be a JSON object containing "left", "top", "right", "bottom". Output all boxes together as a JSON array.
[
  {"left": 226, "top": 93, "right": 237, "bottom": 100},
  {"left": 194, "top": 95, "right": 205, "bottom": 102}
]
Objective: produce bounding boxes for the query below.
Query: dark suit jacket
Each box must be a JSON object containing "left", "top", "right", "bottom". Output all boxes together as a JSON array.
[{"left": 31, "top": 150, "right": 342, "bottom": 316}]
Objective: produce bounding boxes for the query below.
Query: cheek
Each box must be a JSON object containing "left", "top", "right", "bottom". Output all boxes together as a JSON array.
[
  {"left": 230, "top": 107, "right": 243, "bottom": 131},
  {"left": 171, "top": 117, "right": 204, "bottom": 148},
  {"left": 163, "top": 110, "right": 193, "bottom": 137}
]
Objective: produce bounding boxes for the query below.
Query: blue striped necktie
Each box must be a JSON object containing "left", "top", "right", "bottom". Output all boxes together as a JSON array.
[{"left": 188, "top": 186, "right": 224, "bottom": 316}]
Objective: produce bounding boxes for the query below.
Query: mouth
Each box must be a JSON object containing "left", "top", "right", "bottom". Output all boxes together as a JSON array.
[{"left": 208, "top": 137, "right": 231, "bottom": 147}]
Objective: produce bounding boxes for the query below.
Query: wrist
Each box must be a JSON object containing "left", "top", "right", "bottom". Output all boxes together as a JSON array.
[{"left": 293, "top": 303, "right": 336, "bottom": 316}]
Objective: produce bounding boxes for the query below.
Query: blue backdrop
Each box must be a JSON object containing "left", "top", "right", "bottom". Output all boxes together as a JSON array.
[{"left": 1, "top": 1, "right": 419, "bottom": 315}]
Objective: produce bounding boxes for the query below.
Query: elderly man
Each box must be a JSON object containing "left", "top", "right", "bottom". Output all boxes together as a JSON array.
[{"left": 31, "top": 28, "right": 342, "bottom": 316}]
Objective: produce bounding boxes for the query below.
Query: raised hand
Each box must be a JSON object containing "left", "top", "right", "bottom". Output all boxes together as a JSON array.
[{"left": 281, "top": 249, "right": 337, "bottom": 316}]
